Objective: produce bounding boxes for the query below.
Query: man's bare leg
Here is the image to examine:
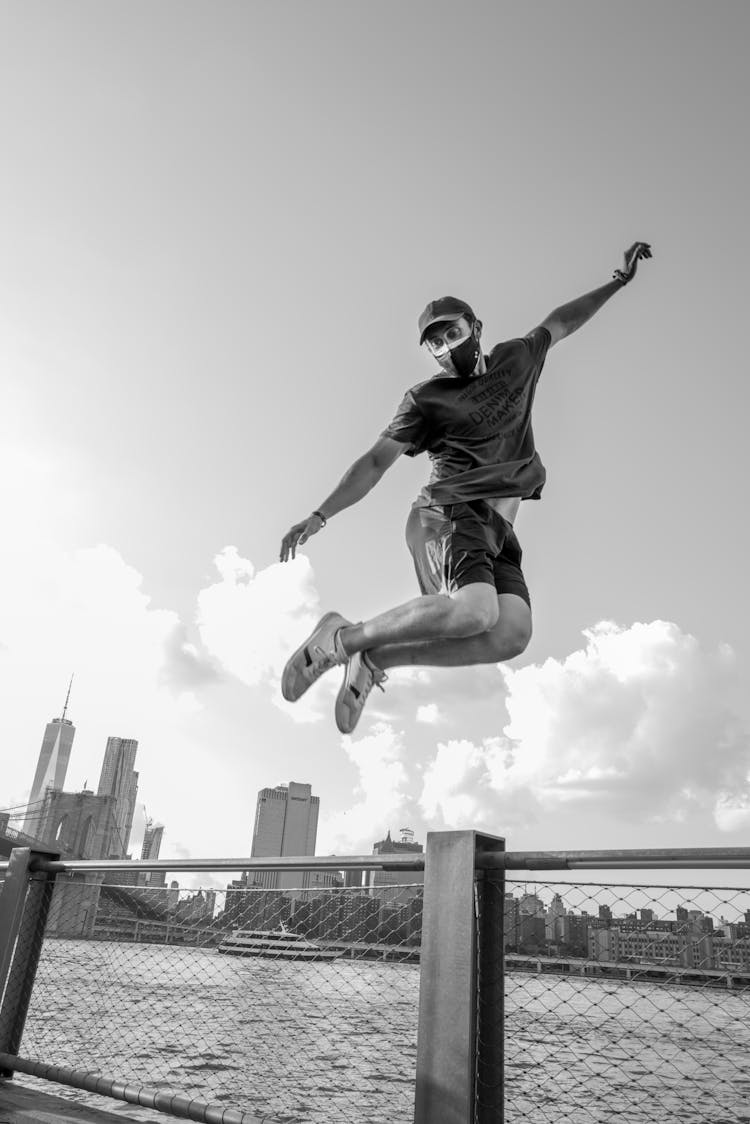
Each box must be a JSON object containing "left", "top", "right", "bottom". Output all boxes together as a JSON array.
[
  {"left": 368, "top": 594, "right": 532, "bottom": 670},
  {"left": 338, "top": 582, "right": 501, "bottom": 656}
]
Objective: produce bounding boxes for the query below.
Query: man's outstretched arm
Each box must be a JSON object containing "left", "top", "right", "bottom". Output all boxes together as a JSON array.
[
  {"left": 538, "top": 241, "right": 652, "bottom": 347},
  {"left": 279, "top": 436, "right": 405, "bottom": 561}
]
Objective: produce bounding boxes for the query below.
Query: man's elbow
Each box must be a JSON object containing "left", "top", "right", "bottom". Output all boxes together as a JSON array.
[{"left": 540, "top": 314, "right": 572, "bottom": 347}]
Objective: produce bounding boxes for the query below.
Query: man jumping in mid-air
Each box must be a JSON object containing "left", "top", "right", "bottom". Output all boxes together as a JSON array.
[{"left": 279, "top": 242, "right": 652, "bottom": 734}]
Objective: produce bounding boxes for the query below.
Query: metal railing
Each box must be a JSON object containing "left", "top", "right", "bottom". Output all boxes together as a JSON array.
[{"left": 1, "top": 836, "right": 749, "bottom": 1123}]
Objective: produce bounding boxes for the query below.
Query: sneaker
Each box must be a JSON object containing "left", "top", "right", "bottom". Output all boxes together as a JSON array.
[
  {"left": 281, "top": 612, "right": 352, "bottom": 702},
  {"left": 335, "top": 651, "right": 387, "bottom": 734}
]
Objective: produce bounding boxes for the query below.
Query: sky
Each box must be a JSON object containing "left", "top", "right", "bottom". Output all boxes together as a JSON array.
[{"left": 2, "top": 0, "right": 750, "bottom": 878}]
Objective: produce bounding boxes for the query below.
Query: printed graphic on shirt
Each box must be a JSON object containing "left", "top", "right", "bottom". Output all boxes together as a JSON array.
[{"left": 382, "top": 327, "right": 551, "bottom": 506}]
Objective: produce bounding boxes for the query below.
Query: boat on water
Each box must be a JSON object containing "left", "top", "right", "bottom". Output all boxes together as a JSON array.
[{"left": 217, "top": 924, "right": 344, "bottom": 961}]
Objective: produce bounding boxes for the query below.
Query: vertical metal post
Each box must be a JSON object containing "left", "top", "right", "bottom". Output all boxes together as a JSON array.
[
  {"left": 414, "top": 830, "right": 505, "bottom": 1124},
  {"left": 475, "top": 835, "right": 505, "bottom": 1124},
  {"left": 0, "top": 848, "right": 58, "bottom": 1077}
]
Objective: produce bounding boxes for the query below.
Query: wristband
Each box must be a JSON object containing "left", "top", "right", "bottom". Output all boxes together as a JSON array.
[
  {"left": 612, "top": 269, "right": 630, "bottom": 286},
  {"left": 311, "top": 510, "right": 327, "bottom": 527}
]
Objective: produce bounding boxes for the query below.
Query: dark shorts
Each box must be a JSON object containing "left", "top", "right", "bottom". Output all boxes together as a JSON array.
[{"left": 405, "top": 500, "right": 531, "bottom": 607}]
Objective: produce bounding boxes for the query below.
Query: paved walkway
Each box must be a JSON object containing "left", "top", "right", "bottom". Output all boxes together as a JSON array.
[{"left": 0, "top": 1081, "right": 143, "bottom": 1123}]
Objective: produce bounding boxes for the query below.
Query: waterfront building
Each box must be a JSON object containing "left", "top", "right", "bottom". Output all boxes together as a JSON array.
[
  {"left": 504, "top": 894, "right": 521, "bottom": 950},
  {"left": 23, "top": 679, "right": 76, "bottom": 837},
  {"left": 142, "top": 821, "right": 164, "bottom": 859},
  {"left": 519, "top": 892, "right": 545, "bottom": 918},
  {"left": 365, "top": 828, "right": 424, "bottom": 908},
  {"left": 588, "top": 925, "right": 715, "bottom": 970},
  {"left": 713, "top": 937, "right": 750, "bottom": 972},
  {"left": 341, "top": 894, "right": 382, "bottom": 942},
  {"left": 589, "top": 926, "right": 616, "bottom": 961},
  {"left": 139, "top": 819, "right": 166, "bottom": 887},
  {"left": 546, "top": 893, "right": 566, "bottom": 941},
  {"left": 564, "top": 914, "right": 590, "bottom": 956},
  {"left": 97, "top": 737, "right": 139, "bottom": 858},
  {"left": 519, "top": 913, "right": 546, "bottom": 949},
  {"left": 250, "top": 782, "right": 319, "bottom": 892}
]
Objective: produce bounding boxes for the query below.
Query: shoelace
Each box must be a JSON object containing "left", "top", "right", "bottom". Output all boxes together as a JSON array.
[
  {"left": 309, "top": 644, "right": 337, "bottom": 672},
  {"left": 360, "top": 662, "right": 387, "bottom": 700}
]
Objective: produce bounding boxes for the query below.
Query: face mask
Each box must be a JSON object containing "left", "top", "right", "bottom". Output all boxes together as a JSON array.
[{"left": 440, "top": 330, "right": 481, "bottom": 378}]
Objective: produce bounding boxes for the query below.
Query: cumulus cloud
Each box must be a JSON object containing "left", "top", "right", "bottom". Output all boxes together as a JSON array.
[
  {"left": 418, "top": 621, "right": 750, "bottom": 835},
  {"left": 196, "top": 548, "right": 334, "bottom": 721},
  {"left": 416, "top": 703, "right": 442, "bottom": 724},
  {"left": 0, "top": 535, "right": 210, "bottom": 832},
  {"left": 318, "top": 723, "right": 419, "bottom": 854}
]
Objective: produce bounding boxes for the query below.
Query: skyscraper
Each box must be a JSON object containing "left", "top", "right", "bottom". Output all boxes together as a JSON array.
[
  {"left": 140, "top": 819, "right": 166, "bottom": 887},
  {"left": 97, "top": 736, "right": 139, "bottom": 858},
  {"left": 250, "top": 782, "right": 319, "bottom": 891},
  {"left": 366, "top": 828, "right": 424, "bottom": 908},
  {"left": 23, "top": 678, "right": 76, "bottom": 836},
  {"left": 141, "top": 820, "right": 164, "bottom": 859}
]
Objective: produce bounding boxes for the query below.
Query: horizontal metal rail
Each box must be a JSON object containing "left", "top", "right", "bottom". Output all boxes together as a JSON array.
[
  {"left": 0, "top": 1052, "right": 277, "bottom": 1123},
  {"left": 478, "top": 846, "right": 750, "bottom": 870},
  {"left": 3, "top": 846, "right": 750, "bottom": 877},
  {"left": 13, "top": 853, "right": 427, "bottom": 875}
]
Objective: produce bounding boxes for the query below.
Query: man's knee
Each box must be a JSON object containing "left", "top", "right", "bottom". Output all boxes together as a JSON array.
[
  {"left": 504, "top": 616, "right": 532, "bottom": 658},
  {"left": 491, "top": 598, "right": 532, "bottom": 659}
]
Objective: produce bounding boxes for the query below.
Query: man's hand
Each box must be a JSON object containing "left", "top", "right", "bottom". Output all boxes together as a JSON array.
[
  {"left": 279, "top": 513, "right": 325, "bottom": 562},
  {"left": 613, "top": 241, "right": 652, "bottom": 286}
]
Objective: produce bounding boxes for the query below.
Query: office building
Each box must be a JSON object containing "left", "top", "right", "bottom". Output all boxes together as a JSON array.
[
  {"left": 139, "top": 819, "right": 166, "bottom": 887},
  {"left": 141, "top": 821, "right": 164, "bottom": 860},
  {"left": 23, "top": 679, "right": 76, "bottom": 836},
  {"left": 250, "top": 781, "right": 319, "bottom": 891},
  {"left": 97, "top": 736, "right": 139, "bottom": 858},
  {"left": 365, "top": 828, "right": 424, "bottom": 908}
]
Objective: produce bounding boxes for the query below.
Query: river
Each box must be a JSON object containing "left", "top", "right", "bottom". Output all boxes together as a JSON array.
[{"left": 16, "top": 939, "right": 750, "bottom": 1123}]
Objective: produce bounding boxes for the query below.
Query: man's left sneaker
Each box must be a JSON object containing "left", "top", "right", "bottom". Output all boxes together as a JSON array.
[
  {"left": 335, "top": 651, "right": 387, "bottom": 734},
  {"left": 281, "top": 611, "right": 352, "bottom": 702}
]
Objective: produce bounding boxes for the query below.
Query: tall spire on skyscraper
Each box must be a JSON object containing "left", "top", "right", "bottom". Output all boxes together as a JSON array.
[
  {"left": 61, "top": 674, "right": 74, "bottom": 722},
  {"left": 23, "top": 685, "right": 77, "bottom": 835}
]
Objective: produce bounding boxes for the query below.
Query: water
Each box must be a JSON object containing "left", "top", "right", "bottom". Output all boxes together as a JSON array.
[
  {"left": 17, "top": 940, "right": 750, "bottom": 1122},
  {"left": 22, "top": 940, "right": 419, "bottom": 1123}
]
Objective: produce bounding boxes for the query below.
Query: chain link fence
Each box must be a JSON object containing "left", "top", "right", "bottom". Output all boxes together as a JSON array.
[
  {"left": 4, "top": 841, "right": 750, "bottom": 1124},
  {"left": 484, "top": 877, "right": 750, "bottom": 1124},
  {"left": 15, "top": 871, "right": 423, "bottom": 1123}
]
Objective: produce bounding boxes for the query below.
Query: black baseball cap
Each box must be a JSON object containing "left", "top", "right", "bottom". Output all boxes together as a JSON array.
[{"left": 418, "top": 296, "right": 476, "bottom": 344}]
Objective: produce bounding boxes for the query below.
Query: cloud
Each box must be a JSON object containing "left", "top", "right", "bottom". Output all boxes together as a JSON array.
[
  {"left": 0, "top": 535, "right": 211, "bottom": 834},
  {"left": 196, "top": 548, "right": 334, "bottom": 721},
  {"left": 417, "top": 621, "right": 750, "bottom": 835},
  {"left": 159, "top": 623, "right": 225, "bottom": 690},
  {"left": 416, "top": 703, "right": 442, "bottom": 724},
  {"left": 318, "top": 723, "right": 419, "bottom": 854}
]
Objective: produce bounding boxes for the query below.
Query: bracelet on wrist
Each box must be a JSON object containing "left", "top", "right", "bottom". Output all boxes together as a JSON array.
[
  {"left": 613, "top": 270, "right": 629, "bottom": 287},
  {"left": 312, "top": 510, "right": 327, "bottom": 527}
]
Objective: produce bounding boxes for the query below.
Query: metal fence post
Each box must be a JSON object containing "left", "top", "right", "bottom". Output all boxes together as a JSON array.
[
  {"left": 0, "top": 846, "right": 59, "bottom": 1077},
  {"left": 414, "top": 830, "right": 505, "bottom": 1124},
  {"left": 475, "top": 834, "right": 505, "bottom": 1123}
]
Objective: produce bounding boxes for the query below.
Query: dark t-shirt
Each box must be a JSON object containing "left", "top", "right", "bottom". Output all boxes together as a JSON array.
[{"left": 381, "top": 326, "right": 551, "bottom": 506}]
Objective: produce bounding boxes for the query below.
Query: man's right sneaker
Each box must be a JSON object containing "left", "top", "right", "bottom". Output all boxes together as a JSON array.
[
  {"left": 335, "top": 650, "right": 387, "bottom": 734},
  {"left": 281, "top": 611, "right": 352, "bottom": 702}
]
